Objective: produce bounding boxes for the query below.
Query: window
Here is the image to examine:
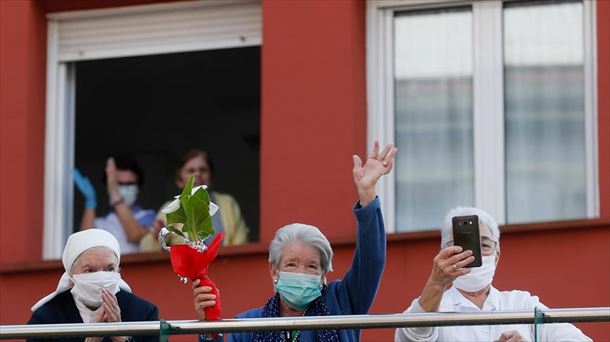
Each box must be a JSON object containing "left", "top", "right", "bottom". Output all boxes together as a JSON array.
[
  {"left": 43, "top": 1, "right": 262, "bottom": 259},
  {"left": 367, "top": 0, "right": 598, "bottom": 232}
]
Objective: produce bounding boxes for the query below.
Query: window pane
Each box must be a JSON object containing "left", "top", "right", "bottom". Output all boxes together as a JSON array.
[
  {"left": 394, "top": 8, "right": 474, "bottom": 231},
  {"left": 504, "top": 0, "right": 586, "bottom": 223}
]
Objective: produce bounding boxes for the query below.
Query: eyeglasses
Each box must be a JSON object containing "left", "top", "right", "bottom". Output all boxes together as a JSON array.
[
  {"left": 444, "top": 239, "right": 498, "bottom": 256},
  {"left": 185, "top": 167, "right": 210, "bottom": 174},
  {"left": 117, "top": 181, "right": 138, "bottom": 186}
]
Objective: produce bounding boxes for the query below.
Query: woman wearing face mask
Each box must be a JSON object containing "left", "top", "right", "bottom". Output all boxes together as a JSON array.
[
  {"left": 74, "top": 156, "right": 156, "bottom": 254},
  {"left": 193, "top": 141, "right": 397, "bottom": 342},
  {"left": 28, "top": 229, "right": 159, "bottom": 342},
  {"left": 394, "top": 207, "right": 592, "bottom": 342}
]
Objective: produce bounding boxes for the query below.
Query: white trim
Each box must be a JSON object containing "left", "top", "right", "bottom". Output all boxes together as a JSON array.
[
  {"left": 46, "top": 0, "right": 257, "bottom": 20},
  {"left": 472, "top": 0, "right": 505, "bottom": 224},
  {"left": 366, "top": 2, "right": 396, "bottom": 232},
  {"left": 583, "top": 0, "right": 599, "bottom": 218},
  {"left": 43, "top": 20, "right": 60, "bottom": 259}
]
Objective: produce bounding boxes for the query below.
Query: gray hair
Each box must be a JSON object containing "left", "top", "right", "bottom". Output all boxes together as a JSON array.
[
  {"left": 441, "top": 207, "right": 501, "bottom": 250},
  {"left": 70, "top": 246, "right": 119, "bottom": 275},
  {"left": 269, "top": 223, "right": 334, "bottom": 273}
]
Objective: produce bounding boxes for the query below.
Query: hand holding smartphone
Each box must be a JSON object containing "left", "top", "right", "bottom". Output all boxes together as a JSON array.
[{"left": 452, "top": 215, "right": 482, "bottom": 267}]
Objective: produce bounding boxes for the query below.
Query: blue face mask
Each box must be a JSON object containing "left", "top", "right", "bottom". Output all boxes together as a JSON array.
[{"left": 274, "top": 271, "right": 322, "bottom": 310}]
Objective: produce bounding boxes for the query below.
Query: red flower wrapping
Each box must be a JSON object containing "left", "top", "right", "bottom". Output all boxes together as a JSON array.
[{"left": 169, "top": 232, "right": 224, "bottom": 320}]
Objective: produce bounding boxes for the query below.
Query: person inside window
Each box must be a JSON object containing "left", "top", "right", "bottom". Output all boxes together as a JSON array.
[
  {"left": 193, "top": 142, "right": 397, "bottom": 341},
  {"left": 74, "top": 157, "right": 156, "bottom": 254},
  {"left": 140, "top": 149, "right": 249, "bottom": 250},
  {"left": 394, "top": 206, "right": 592, "bottom": 342},
  {"left": 28, "top": 229, "right": 158, "bottom": 342}
]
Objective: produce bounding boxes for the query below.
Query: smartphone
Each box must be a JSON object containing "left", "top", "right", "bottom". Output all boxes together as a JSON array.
[{"left": 452, "top": 215, "right": 482, "bottom": 267}]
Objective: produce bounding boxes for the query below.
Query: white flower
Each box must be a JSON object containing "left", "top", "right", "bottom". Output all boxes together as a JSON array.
[
  {"left": 192, "top": 185, "right": 208, "bottom": 194},
  {"left": 161, "top": 198, "right": 181, "bottom": 214},
  {"left": 209, "top": 201, "right": 219, "bottom": 216}
]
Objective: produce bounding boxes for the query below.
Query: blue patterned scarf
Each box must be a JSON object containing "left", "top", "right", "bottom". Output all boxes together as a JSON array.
[{"left": 251, "top": 286, "right": 340, "bottom": 342}]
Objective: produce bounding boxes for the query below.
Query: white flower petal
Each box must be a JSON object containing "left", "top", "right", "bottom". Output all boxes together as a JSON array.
[
  {"left": 191, "top": 185, "right": 208, "bottom": 195},
  {"left": 209, "top": 202, "right": 219, "bottom": 216},
  {"left": 161, "top": 198, "right": 181, "bottom": 214}
]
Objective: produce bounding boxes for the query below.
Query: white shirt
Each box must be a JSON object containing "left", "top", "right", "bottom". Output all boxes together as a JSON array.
[{"left": 395, "top": 286, "right": 592, "bottom": 342}]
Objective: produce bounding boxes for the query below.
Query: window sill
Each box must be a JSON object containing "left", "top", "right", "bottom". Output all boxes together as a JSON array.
[{"left": 2, "top": 218, "right": 608, "bottom": 274}]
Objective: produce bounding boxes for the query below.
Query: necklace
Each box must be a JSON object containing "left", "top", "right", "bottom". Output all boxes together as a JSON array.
[{"left": 285, "top": 330, "right": 300, "bottom": 342}]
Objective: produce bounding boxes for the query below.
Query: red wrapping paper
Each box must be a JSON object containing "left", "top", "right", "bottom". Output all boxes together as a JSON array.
[{"left": 169, "top": 232, "right": 224, "bottom": 320}]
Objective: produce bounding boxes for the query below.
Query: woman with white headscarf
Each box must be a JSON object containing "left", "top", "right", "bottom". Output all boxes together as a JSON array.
[{"left": 28, "top": 229, "right": 158, "bottom": 342}]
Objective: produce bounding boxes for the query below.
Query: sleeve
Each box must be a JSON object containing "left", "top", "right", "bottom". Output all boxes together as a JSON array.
[
  {"left": 394, "top": 298, "right": 439, "bottom": 342},
  {"left": 137, "top": 209, "right": 156, "bottom": 229},
  {"left": 527, "top": 297, "right": 593, "bottom": 342},
  {"left": 223, "top": 194, "right": 248, "bottom": 246},
  {"left": 335, "top": 197, "right": 386, "bottom": 314}
]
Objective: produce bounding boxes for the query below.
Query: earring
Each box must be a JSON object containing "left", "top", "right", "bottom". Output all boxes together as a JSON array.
[{"left": 273, "top": 278, "right": 278, "bottom": 284}]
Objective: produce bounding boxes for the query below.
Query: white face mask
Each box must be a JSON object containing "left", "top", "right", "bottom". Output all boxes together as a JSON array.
[
  {"left": 453, "top": 255, "right": 496, "bottom": 292},
  {"left": 71, "top": 271, "right": 121, "bottom": 308},
  {"left": 117, "top": 185, "right": 138, "bottom": 207}
]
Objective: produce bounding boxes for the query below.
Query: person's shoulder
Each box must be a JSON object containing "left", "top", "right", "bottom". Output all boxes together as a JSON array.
[
  {"left": 212, "top": 191, "right": 237, "bottom": 202},
  {"left": 494, "top": 287, "right": 540, "bottom": 308},
  {"left": 117, "top": 291, "right": 157, "bottom": 311},
  {"left": 29, "top": 290, "right": 74, "bottom": 323},
  {"left": 235, "top": 307, "right": 263, "bottom": 319}
]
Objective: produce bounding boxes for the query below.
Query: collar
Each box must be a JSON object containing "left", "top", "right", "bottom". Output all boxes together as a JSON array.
[{"left": 448, "top": 285, "right": 500, "bottom": 311}]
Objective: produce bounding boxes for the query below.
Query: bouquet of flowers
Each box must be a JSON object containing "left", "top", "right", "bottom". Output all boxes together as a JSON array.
[{"left": 158, "top": 175, "right": 224, "bottom": 320}]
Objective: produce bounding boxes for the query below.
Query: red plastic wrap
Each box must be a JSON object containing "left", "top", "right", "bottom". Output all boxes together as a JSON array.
[{"left": 169, "top": 232, "right": 224, "bottom": 320}]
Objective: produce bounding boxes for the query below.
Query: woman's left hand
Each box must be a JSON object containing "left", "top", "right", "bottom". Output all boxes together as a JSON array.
[
  {"left": 352, "top": 141, "right": 397, "bottom": 206},
  {"left": 100, "top": 289, "right": 121, "bottom": 323}
]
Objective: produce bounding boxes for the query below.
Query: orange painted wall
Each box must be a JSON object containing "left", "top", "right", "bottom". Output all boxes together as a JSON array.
[{"left": 1, "top": 0, "right": 609, "bottom": 341}]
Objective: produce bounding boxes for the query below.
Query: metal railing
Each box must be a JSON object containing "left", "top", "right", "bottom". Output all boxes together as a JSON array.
[{"left": 1, "top": 307, "right": 608, "bottom": 339}]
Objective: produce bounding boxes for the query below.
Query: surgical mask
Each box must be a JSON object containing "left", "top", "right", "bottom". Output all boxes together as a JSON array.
[
  {"left": 117, "top": 185, "right": 138, "bottom": 207},
  {"left": 274, "top": 271, "right": 322, "bottom": 310},
  {"left": 453, "top": 255, "right": 496, "bottom": 292},
  {"left": 71, "top": 271, "right": 121, "bottom": 308}
]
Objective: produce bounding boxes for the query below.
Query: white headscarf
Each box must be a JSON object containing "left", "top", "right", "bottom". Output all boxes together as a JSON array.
[{"left": 31, "top": 229, "right": 131, "bottom": 311}]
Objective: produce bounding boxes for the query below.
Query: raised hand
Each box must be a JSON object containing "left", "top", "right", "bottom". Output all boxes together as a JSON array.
[
  {"left": 352, "top": 141, "right": 397, "bottom": 205},
  {"left": 73, "top": 169, "right": 97, "bottom": 209},
  {"left": 105, "top": 158, "right": 122, "bottom": 204}
]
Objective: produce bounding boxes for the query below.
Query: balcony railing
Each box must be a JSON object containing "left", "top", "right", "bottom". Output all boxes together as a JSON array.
[{"left": 1, "top": 307, "right": 608, "bottom": 340}]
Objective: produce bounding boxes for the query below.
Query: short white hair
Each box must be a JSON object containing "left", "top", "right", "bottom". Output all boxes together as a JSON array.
[
  {"left": 441, "top": 207, "right": 500, "bottom": 250},
  {"left": 269, "top": 223, "right": 333, "bottom": 273}
]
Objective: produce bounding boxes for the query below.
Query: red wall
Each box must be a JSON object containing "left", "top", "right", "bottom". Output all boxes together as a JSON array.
[
  {"left": 261, "top": 0, "right": 367, "bottom": 243},
  {"left": 0, "top": 0, "right": 46, "bottom": 264},
  {"left": 1, "top": 0, "right": 609, "bottom": 341}
]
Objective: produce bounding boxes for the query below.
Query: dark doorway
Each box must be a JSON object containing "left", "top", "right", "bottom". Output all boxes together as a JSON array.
[{"left": 73, "top": 47, "right": 260, "bottom": 244}]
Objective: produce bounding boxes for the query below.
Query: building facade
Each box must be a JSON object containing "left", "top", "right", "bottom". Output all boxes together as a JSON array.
[{"left": 1, "top": 0, "right": 609, "bottom": 340}]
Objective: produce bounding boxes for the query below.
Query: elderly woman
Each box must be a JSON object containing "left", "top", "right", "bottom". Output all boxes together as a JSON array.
[
  {"left": 395, "top": 207, "right": 591, "bottom": 342},
  {"left": 28, "top": 229, "right": 158, "bottom": 342},
  {"left": 193, "top": 142, "right": 397, "bottom": 341}
]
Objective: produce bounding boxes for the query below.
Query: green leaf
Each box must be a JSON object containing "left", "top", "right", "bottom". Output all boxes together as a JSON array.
[
  {"left": 166, "top": 206, "right": 186, "bottom": 226},
  {"left": 189, "top": 196, "right": 215, "bottom": 237},
  {"left": 167, "top": 226, "right": 186, "bottom": 238},
  {"left": 192, "top": 186, "right": 211, "bottom": 205},
  {"left": 182, "top": 175, "right": 195, "bottom": 198}
]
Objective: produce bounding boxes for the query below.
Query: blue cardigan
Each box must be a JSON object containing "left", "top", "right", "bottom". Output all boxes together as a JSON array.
[
  {"left": 212, "top": 197, "right": 386, "bottom": 342},
  {"left": 27, "top": 289, "right": 159, "bottom": 342}
]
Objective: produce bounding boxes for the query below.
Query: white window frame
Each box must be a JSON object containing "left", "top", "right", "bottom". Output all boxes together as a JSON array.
[
  {"left": 366, "top": 0, "right": 598, "bottom": 233},
  {"left": 43, "top": 0, "right": 262, "bottom": 259}
]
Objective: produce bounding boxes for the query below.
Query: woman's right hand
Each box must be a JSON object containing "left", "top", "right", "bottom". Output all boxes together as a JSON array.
[
  {"left": 428, "top": 246, "right": 474, "bottom": 289},
  {"left": 193, "top": 279, "right": 217, "bottom": 321}
]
